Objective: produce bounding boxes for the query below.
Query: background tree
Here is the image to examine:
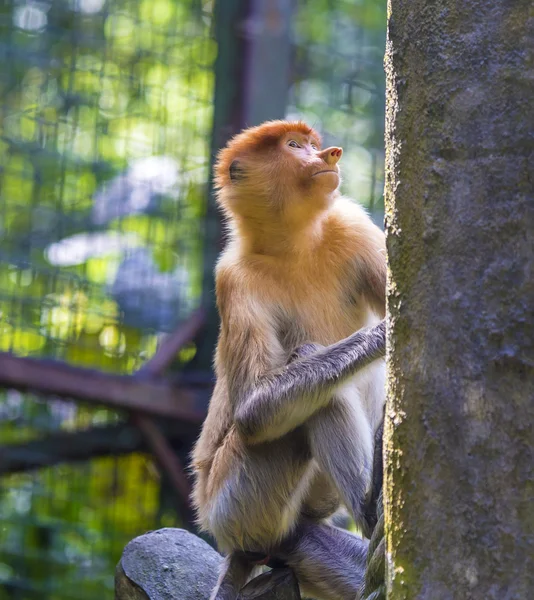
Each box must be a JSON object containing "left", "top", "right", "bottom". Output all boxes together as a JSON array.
[{"left": 384, "top": 0, "right": 534, "bottom": 598}]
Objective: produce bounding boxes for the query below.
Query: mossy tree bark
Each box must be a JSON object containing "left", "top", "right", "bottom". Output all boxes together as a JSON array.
[{"left": 384, "top": 1, "right": 534, "bottom": 598}]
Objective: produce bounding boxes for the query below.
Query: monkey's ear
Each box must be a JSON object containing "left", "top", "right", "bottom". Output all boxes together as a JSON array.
[{"left": 229, "top": 160, "right": 245, "bottom": 183}]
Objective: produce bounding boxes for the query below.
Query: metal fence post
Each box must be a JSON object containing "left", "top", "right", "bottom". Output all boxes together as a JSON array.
[{"left": 192, "top": 0, "right": 295, "bottom": 381}]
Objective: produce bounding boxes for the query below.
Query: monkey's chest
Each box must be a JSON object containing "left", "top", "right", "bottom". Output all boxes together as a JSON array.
[{"left": 278, "top": 284, "right": 370, "bottom": 351}]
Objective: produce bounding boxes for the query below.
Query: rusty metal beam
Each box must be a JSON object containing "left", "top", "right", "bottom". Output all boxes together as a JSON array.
[
  {"left": 0, "top": 420, "right": 199, "bottom": 475},
  {"left": 140, "top": 308, "right": 205, "bottom": 377},
  {"left": 131, "top": 414, "right": 195, "bottom": 521},
  {"left": 0, "top": 308, "right": 208, "bottom": 522},
  {"left": 131, "top": 308, "right": 206, "bottom": 516},
  {"left": 0, "top": 351, "right": 204, "bottom": 423}
]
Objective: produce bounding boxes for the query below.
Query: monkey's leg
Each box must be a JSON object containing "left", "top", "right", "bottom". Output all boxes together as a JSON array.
[
  {"left": 210, "top": 552, "right": 255, "bottom": 600},
  {"left": 288, "top": 342, "right": 372, "bottom": 535},
  {"left": 279, "top": 520, "right": 368, "bottom": 600},
  {"left": 301, "top": 468, "right": 340, "bottom": 521},
  {"left": 306, "top": 386, "right": 375, "bottom": 538}
]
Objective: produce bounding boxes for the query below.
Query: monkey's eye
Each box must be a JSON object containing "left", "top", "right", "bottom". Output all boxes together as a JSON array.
[
  {"left": 311, "top": 143, "right": 318, "bottom": 150},
  {"left": 287, "top": 140, "right": 301, "bottom": 149}
]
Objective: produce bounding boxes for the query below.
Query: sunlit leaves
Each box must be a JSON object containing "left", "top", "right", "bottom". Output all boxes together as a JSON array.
[
  {"left": 98, "top": 325, "right": 126, "bottom": 356},
  {"left": 0, "top": 452, "right": 160, "bottom": 595},
  {"left": 2, "top": 156, "right": 34, "bottom": 201},
  {"left": 8, "top": 329, "right": 47, "bottom": 355},
  {"left": 104, "top": 14, "right": 137, "bottom": 56},
  {"left": 40, "top": 293, "right": 86, "bottom": 340},
  {"left": 85, "top": 255, "right": 120, "bottom": 284},
  {"left": 62, "top": 171, "right": 97, "bottom": 210},
  {"left": 139, "top": 0, "right": 178, "bottom": 27},
  {"left": 0, "top": 322, "right": 14, "bottom": 351},
  {"left": 178, "top": 341, "right": 196, "bottom": 363}
]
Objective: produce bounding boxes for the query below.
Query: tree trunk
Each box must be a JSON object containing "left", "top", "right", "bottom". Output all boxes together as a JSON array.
[{"left": 383, "top": 1, "right": 534, "bottom": 598}]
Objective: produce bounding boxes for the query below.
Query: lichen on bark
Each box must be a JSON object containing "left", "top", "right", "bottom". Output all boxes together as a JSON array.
[{"left": 383, "top": 0, "right": 534, "bottom": 598}]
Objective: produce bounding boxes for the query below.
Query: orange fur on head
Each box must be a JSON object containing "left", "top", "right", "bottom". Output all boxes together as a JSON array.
[
  {"left": 213, "top": 120, "right": 344, "bottom": 239},
  {"left": 215, "top": 120, "right": 321, "bottom": 190}
]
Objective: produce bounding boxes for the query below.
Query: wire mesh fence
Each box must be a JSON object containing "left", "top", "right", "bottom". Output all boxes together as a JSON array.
[
  {"left": 0, "top": 0, "right": 387, "bottom": 597},
  {"left": 289, "top": 0, "right": 386, "bottom": 218},
  {"left": 0, "top": 0, "right": 214, "bottom": 367},
  {"left": 1, "top": 0, "right": 215, "bottom": 597},
  {"left": 2, "top": 427, "right": 160, "bottom": 599}
]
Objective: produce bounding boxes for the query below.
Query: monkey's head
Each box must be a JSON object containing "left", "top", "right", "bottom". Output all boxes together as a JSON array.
[{"left": 214, "top": 120, "right": 343, "bottom": 223}]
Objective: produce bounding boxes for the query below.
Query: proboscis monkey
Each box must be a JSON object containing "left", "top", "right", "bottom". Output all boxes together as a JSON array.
[{"left": 191, "top": 120, "right": 386, "bottom": 600}]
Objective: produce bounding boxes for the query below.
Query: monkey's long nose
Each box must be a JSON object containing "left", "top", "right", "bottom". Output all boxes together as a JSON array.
[{"left": 319, "top": 146, "right": 343, "bottom": 166}]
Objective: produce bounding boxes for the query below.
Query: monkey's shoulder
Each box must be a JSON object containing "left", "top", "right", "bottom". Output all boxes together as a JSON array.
[
  {"left": 216, "top": 251, "right": 263, "bottom": 294},
  {"left": 320, "top": 199, "right": 384, "bottom": 262},
  {"left": 214, "top": 252, "right": 278, "bottom": 325},
  {"left": 328, "top": 197, "right": 384, "bottom": 239}
]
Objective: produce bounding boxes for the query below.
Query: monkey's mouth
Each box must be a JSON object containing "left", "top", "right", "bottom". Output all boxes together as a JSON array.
[{"left": 312, "top": 170, "right": 338, "bottom": 177}]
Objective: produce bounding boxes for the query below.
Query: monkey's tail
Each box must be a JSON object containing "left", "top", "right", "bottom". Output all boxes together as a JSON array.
[{"left": 360, "top": 491, "right": 385, "bottom": 600}]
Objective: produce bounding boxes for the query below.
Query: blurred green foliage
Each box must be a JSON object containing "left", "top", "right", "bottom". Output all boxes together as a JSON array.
[
  {"left": 0, "top": 0, "right": 214, "bottom": 367},
  {"left": 0, "top": 0, "right": 215, "bottom": 597},
  {"left": 0, "top": 0, "right": 386, "bottom": 597},
  {"left": 290, "top": 0, "right": 386, "bottom": 215}
]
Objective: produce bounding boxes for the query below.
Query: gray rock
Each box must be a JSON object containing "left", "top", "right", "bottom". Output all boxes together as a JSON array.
[
  {"left": 116, "top": 528, "right": 303, "bottom": 600},
  {"left": 116, "top": 528, "right": 222, "bottom": 600}
]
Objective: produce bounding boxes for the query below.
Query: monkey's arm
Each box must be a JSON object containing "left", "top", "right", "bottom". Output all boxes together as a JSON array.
[
  {"left": 362, "top": 263, "right": 386, "bottom": 319},
  {"left": 233, "top": 320, "right": 385, "bottom": 444},
  {"left": 355, "top": 237, "right": 387, "bottom": 319}
]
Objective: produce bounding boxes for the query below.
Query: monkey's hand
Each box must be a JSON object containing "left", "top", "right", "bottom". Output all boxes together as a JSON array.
[
  {"left": 288, "top": 342, "right": 326, "bottom": 364},
  {"left": 235, "top": 320, "right": 385, "bottom": 444}
]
